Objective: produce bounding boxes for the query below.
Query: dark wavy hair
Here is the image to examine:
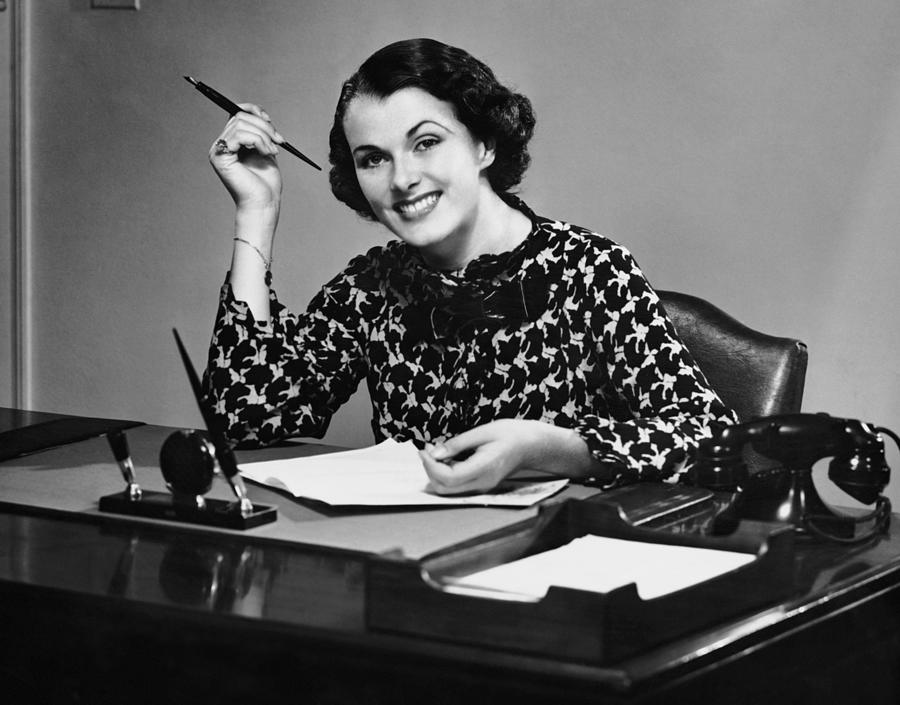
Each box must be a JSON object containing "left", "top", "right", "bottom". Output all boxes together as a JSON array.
[{"left": 328, "top": 38, "right": 536, "bottom": 220}]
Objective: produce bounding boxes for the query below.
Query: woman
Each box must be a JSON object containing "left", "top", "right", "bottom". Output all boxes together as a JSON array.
[{"left": 204, "top": 38, "right": 737, "bottom": 495}]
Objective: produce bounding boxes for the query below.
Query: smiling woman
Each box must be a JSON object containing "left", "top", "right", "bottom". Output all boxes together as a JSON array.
[
  {"left": 342, "top": 88, "right": 526, "bottom": 269},
  {"left": 202, "top": 38, "right": 738, "bottom": 495}
]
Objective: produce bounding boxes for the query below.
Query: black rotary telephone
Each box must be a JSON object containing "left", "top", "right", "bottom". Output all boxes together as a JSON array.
[{"left": 688, "top": 413, "right": 898, "bottom": 543}]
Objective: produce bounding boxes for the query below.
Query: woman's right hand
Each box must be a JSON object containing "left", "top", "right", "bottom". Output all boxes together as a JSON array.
[{"left": 209, "top": 103, "right": 284, "bottom": 216}]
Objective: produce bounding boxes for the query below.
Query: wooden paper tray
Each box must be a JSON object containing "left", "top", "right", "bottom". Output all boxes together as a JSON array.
[{"left": 365, "top": 495, "right": 796, "bottom": 664}]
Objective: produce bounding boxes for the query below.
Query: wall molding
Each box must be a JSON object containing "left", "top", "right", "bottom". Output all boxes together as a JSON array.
[{"left": 11, "top": 0, "right": 30, "bottom": 408}]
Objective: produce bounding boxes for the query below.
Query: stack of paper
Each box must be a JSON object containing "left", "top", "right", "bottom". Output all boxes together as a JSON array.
[
  {"left": 445, "top": 535, "right": 756, "bottom": 600},
  {"left": 239, "top": 439, "right": 568, "bottom": 507}
]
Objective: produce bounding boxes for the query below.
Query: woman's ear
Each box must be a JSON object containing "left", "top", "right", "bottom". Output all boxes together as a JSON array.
[{"left": 479, "top": 138, "right": 496, "bottom": 170}]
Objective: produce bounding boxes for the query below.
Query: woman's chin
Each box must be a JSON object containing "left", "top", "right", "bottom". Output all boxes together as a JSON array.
[{"left": 387, "top": 222, "right": 447, "bottom": 251}]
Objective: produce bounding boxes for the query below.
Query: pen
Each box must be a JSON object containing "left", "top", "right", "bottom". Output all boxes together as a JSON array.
[
  {"left": 184, "top": 75, "right": 321, "bottom": 171},
  {"left": 106, "top": 429, "right": 142, "bottom": 501},
  {"left": 172, "top": 328, "right": 255, "bottom": 516}
]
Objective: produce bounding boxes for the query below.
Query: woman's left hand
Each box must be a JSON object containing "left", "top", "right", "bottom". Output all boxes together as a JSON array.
[{"left": 419, "top": 419, "right": 595, "bottom": 495}]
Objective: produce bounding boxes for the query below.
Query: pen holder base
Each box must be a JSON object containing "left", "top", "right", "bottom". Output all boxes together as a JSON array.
[{"left": 98, "top": 490, "right": 277, "bottom": 530}]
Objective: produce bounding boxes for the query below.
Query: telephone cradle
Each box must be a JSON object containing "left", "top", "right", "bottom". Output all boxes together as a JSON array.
[{"left": 688, "top": 412, "right": 897, "bottom": 543}]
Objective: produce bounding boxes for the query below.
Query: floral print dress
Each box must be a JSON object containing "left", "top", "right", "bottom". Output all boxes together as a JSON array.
[{"left": 204, "top": 199, "right": 737, "bottom": 486}]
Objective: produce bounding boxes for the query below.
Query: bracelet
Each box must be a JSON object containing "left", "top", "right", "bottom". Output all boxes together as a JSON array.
[{"left": 233, "top": 237, "right": 271, "bottom": 270}]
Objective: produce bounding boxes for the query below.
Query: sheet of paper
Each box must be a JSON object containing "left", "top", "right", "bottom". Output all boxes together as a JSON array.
[
  {"left": 445, "top": 535, "right": 756, "bottom": 600},
  {"left": 239, "top": 438, "right": 568, "bottom": 507}
]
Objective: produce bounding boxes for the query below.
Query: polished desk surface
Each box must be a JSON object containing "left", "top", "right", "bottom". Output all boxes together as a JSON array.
[
  {"left": 0, "top": 407, "right": 71, "bottom": 430},
  {"left": 1, "top": 415, "right": 900, "bottom": 704}
]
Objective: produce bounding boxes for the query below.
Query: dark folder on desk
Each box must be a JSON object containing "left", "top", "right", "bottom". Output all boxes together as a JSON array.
[{"left": 0, "top": 414, "right": 143, "bottom": 462}]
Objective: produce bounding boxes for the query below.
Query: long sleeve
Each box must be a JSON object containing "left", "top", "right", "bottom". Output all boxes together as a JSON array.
[
  {"left": 571, "top": 242, "right": 738, "bottom": 484},
  {"left": 203, "top": 261, "right": 375, "bottom": 448}
]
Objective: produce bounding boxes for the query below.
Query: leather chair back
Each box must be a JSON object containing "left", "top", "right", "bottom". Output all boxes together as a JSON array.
[{"left": 657, "top": 290, "right": 808, "bottom": 423}]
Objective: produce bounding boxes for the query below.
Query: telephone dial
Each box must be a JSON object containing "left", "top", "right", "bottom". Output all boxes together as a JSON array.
[{"left": 688, "top": 413, "right": 898, "bottom": 543}]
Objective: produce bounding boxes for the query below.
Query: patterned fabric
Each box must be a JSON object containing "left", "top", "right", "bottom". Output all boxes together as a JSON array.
[{"left": 204, "top": 199, "right": 737, "bottom": 485}]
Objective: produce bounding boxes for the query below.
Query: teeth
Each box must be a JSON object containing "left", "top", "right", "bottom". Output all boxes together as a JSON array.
[{"left": 396, "top": 193, "right": 439, "bottom": 218}]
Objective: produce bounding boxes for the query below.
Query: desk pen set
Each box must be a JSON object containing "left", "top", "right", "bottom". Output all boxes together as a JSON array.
[{"left": 98, "top": 330, "right": 276, "bottom": 530}]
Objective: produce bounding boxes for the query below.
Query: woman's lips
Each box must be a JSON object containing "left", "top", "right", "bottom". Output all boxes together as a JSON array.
[{"left": 394, "top": 192, "right": 441, "bottom": 219}]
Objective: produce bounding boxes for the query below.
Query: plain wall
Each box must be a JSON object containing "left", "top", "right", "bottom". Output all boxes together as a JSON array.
[{"left": 11, "top": 0, "right": 900, "bottom": 507}]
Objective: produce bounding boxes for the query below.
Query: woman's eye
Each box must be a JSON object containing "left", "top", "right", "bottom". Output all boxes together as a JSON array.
[
  {"left": 359, "top": 153, "right": 386, "bottom": 169},
  {"left": 415, "top": 137, "right": 440, "bottom": 152}
]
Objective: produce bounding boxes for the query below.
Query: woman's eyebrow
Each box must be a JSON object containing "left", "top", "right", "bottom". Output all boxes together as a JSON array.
[
  {"left": 407, "top": 119, "right": 451, "bottom": 137},
  {"left": 351, "top": 119, "right": 452, "bottom": 155}
]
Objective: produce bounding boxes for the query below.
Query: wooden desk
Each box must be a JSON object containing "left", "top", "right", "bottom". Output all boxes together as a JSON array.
[
  {"left": 0, "top": 407, "right": 141, "bottom": 461},
  {"left": 1, "top": 417, "right": 900, "bottom": 704}
]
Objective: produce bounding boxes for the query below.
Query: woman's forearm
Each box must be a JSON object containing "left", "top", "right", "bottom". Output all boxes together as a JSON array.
[{"left": 228, "top": 206, "right": 279, "bottom": 324}]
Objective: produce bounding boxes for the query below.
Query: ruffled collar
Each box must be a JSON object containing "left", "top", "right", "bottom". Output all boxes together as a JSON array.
[{"left": 382, "top": 197, "right": 552, "bottom": 342}]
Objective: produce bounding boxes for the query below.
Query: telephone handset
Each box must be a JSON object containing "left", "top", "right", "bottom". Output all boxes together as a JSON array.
[{"left": 689, "top": 413, "right": 898, "bottom": 543}]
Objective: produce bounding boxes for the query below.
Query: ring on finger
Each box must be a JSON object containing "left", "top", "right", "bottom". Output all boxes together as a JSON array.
[{"left": 214, "top": 138, "right": 235, "bottom": 155}]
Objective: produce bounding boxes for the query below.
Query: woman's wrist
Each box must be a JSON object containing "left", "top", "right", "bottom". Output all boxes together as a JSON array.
[
  {"left": 233, "top": 207, "right": 278, "bottom": 264},
  {"left": 233, "top": 237, "right": 271, "bottom": 269},
  {"left": 528, "top": 421, "right": 598, "bottom": 479},
  {"left": 234, "top": 204, "right": 279, "bottom": 240}
]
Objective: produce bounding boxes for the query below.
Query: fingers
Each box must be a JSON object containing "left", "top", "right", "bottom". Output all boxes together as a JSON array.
[
  {"left": 420, "top": 443, "right": 508, "bottom": 495},
  {"left": 421, "top": 450, "right": 481, "bottom": 495},
  {"left": 427, "top": 425, "right": 492, "bottom": 463},
  {"left": 236, "top": 102, "right": 271, "bottom": 122},
  {"left": 213, "top": 127, "right": 278, "bottom": 158},
  {"left": 209, "top": 104, "right": 285, "bottom": 161}
]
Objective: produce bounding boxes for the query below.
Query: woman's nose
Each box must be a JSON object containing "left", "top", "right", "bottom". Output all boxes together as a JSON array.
[{"left": 391, "top": 154, "right": 421, "bottom": 192}]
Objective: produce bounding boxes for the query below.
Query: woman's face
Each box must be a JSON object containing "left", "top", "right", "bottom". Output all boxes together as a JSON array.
[{"left": 342, "top": 87, "right": 495, "bottom": 265}]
